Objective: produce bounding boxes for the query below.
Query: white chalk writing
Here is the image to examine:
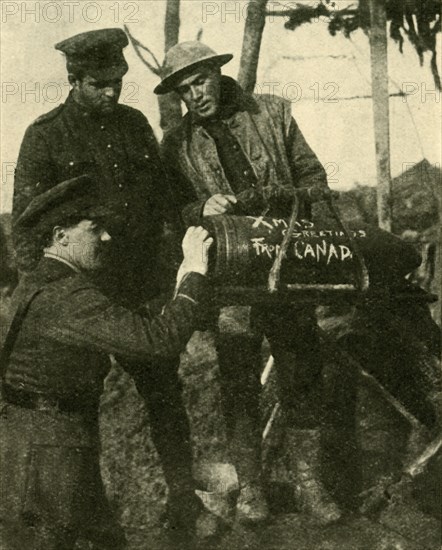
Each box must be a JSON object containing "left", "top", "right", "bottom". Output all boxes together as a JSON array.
[
  {"left": 251, "top": 237, "right": 285, "bottom": 259},
  {"left": 246, "top": 216, "right": 367, "bottom": 240},
  {"left": 246, "top": 217, "right": 364, "bottom": 264},
  {"left": 252, "top": 238, "right": 353, "bottom": 263},
  {"left": 293, "top": 240, "right": 353, "bottom": 263},
  {"left": 247, "top": 216, "right": 316, "bottom": 231}
]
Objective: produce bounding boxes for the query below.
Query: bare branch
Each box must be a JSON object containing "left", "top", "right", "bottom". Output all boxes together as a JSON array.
[{"left": 124, "top": 24, "right": 161, "bottom": 75}]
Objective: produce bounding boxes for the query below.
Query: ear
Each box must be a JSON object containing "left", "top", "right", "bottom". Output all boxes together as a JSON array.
[{"left": 53, "top": 226, "right": 69, "bottom": 245}]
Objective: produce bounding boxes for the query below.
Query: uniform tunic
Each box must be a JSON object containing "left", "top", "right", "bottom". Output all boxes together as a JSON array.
[
  {"left": 13, "top": 92, "right": 176, "bottom": 282},
  {"left": 0, "top": 256, "right": 208, "bottom": 548},
  {"left": 163, "top": 76, "right": 328, "bottom": 225}
]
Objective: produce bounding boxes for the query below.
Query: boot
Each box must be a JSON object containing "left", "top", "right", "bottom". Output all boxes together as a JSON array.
[
  {"left": 165, "top": 491, "right": 225, "bottom": 548},
  {"left": 236, "top": 482, "right": 270, "bottom": 524},
  {"left": 287, "top": 428, "right": 342, "bottom": 525},
  {"left": 227, "top": 415, "right": 270, "bottom": 525}
]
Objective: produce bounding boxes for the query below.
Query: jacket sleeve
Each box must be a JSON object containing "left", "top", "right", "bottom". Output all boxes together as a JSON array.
[
  {"left": 46, "top": 272, "right": 209, "bottom": 362},
  {"left": 165, "top": 162, "right": 206, "bottom": 227},
  {"left": 138, "top": 112, "right": 184, "bottom": 230},
  {"left": 285, "top": 114, "right": 328, "bottom": 191},
  {"left": 161, "top": 135, "right": 206, "bottom": 227},
  {"left": 181, "top": 198, "right": 206, "bottom": 227},
  {"left": 12, "top": 124, "right": 56, "bottom": 272}
]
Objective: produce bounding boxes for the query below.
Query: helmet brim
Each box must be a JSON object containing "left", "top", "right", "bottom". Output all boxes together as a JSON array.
[{"left": 154, "top": 53, "right": 233, "bottom": 95}]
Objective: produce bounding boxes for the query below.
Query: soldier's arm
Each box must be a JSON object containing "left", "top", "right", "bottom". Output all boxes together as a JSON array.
[
  {"left": 170, "top": 166, "right": 207, "bottom": 226},
  {"left": 12, "top": 124, "right": 56, "bottom": 272},
  {"left": 284, "top": 111, "right": 328, "bottom": 191},
  {"left": 137, "top": 113, "right": 184, "bottom": 229},
  {"left": 161, "top": 135, "right": 206, "bottom": 227},
  {"left": 47, "top": 272, "right": 209, "bottom": 363}
]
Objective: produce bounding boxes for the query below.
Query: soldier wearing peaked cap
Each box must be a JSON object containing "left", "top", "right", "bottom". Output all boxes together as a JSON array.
[
  {"left": 2, "top": 175, "right": 215, "bottom": 549},
  {"left": 54, "top": 27, "right": 129, "bottom": 81},
  {"left": 13, "top": 28, "right": 169, "bottom": 281},
  {"left": 11, "top": 29, "right": 216, "bottom": 545}
]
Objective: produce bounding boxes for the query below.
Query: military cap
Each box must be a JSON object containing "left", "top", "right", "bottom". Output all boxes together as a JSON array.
[
  {"left": 16, "top": 175, "right": 112, "bottom": 235},
  {"left": 55, "top": 28, "right": 129, "bottom": 80},
  {"left": 154, "top": 41, "right": 233, "bottom": 95}
]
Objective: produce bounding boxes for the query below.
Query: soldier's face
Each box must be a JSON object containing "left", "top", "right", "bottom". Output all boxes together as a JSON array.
[
  {"left": 61, "top": 220, "right": 112, "bottom": 271},
  {"left": 175, "top": 67, "right": 221, "bottom": 120},
  {"left": 73, "top": 75, "right": 122, "bottom": 114}
]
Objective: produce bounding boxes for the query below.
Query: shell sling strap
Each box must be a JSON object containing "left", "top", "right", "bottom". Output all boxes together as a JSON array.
[{"left": 0, "top": 284, "right": 44, "bottom": 396}]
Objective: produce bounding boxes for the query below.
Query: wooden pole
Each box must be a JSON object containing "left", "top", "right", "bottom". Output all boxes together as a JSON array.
[
  {"left": 159, "top": 0, "right": 182, "bottom": 135},
  {"left": 125, "top": 0, "right": 182, "bottom": 135},
  {"left": 368, "top": 0, "right": 392, "bottom": 232},
  {"left": 164, "top": 0, "right": 180, "bottom": 51},
  {"left": 237, "top": 0, "right": 269, "bottom": 93}
]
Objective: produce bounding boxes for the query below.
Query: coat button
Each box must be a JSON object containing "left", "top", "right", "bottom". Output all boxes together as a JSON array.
[
  {"left": 100, "top": 125, "right": 105, "bottom": 130},
  {"left": 113, "top": 163, "right": 118, "bottom": 168},
  {"left": 243, "top": 169, "right": 250, "bottom": 176},
  {"left": 118, "top": 184, "right": 123, "bottom": 189},
  {"left": 144, "top": 154, "right": 149, "bottom": 159},
  {"left": 69, "top": 161, "right": 74, "bottom": 166},
  {"left": 124, "top": 202, "right": 128, "bottom": 207},
  {"left": 107, "top": 144, "right": 112, "bottom": 149}
]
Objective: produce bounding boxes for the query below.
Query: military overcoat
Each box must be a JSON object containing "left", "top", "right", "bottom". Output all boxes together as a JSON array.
[
  {"left": 13, "top": 93, "right": 175, "bottom": 274},
  {"left": 163, "top": 76, "right": 328, "bottom": 225},
  {"left": 0, "top": 256, "right": 208, "bottom": 543}
]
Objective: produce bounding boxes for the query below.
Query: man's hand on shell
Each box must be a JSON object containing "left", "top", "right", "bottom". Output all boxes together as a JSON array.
[
  {"left": 203, "top": 194, "right": 237, "bottom": 216},
  {"left": 179, "top": 226, "right": 213, "bottom": 278}
]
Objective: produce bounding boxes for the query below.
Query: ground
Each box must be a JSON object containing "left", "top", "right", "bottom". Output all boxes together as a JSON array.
[{"left": 96, "top": 327, "right": 441, "bottom": 550}]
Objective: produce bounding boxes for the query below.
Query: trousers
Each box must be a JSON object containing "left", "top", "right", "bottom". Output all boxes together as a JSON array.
[
  {"left": 129, "top": 358, "right": 195, "bottom": 498},
  {"left": 97, "top": 236, "right": 195, "bottom": 502},
  {"left": 0, "top": 403, "right": 126, "bottom": 550},
  {"left": 215, "top": 303, "right": 324, "bottom": 483}
]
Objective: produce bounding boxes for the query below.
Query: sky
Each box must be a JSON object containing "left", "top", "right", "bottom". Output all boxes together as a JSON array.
[{"left": 1, "top": 0, "right": 441, "bottom": 212}]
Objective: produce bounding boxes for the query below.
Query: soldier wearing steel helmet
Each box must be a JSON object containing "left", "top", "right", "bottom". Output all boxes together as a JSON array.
[{"left": 159, "top": 41, "right": 341, "bottom": 526}]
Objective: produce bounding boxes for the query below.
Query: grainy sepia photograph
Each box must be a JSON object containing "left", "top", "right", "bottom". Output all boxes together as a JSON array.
[{"left": 0, "top": 1, "right": 441, "bottom": 549}]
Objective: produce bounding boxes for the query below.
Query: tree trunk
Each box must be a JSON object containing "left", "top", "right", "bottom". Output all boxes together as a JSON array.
[
  {"left": 368, "top": 0, "right": 392, "bottom": 232},
  {"left": 158, "top": 0, "right": 182, "bottom": 136},
  {"left": 237, "top": 0, "right": 269, "bottom": 93}
]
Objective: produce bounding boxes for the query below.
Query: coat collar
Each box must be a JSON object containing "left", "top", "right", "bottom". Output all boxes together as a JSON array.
[
  {"left": 65, "top": 90, "right": 94, "bottom": 119},
  {"left": 64, "top": 90, "right": 120, "bottom": 123},
  {"left": 32, "top": 256, "right": 80, "bottom": 285}
]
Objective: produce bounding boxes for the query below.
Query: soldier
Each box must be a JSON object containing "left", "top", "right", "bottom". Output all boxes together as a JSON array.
[
  {"left": 1, "top": 175, "right": 214, "bottom": 549},
  {"left": 13, "top": 28, "right": 176, "bottom": 293},
  {"left": 11, "top": 29, "right": 212, "bottom": 545},
  {"left": 158, "top": 42, "right": 341, "bottom": 525}
]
